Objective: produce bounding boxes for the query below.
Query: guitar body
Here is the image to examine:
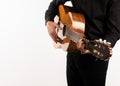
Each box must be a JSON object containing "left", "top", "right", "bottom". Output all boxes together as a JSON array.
[{"left": 54, "top": 4, "right": 85, "bottom": 52}]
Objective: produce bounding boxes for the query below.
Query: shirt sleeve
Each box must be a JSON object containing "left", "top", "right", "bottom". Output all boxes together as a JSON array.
[
  {"left": 45, "top": 0, "right": 69, "bottom": 25},
  {"left": 104, "top": 0, "right": 120, "bottom": 47}
]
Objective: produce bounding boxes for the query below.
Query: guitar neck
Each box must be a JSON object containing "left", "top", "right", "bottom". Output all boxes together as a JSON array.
[{"left": 65, "top": 27, "right": 88, "bottom": 43}]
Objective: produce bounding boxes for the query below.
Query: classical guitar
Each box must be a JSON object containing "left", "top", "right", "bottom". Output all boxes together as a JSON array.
[{"left": 54, "top": 4, "right": 111, "bottom": 61}]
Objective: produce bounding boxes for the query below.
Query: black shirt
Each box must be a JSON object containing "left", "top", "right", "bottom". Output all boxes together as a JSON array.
[{"left": 45, "top": 0, "right": 120, "bottom": 47}]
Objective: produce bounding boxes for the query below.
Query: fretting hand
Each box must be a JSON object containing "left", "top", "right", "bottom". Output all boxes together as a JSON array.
[{"left": 77, "top": 39, "right": 90, "bottom": 54}]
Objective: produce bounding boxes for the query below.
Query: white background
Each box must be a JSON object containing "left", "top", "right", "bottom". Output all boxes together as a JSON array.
[{"left": 0, "top": 0, "right": 120, "bottom": 86}]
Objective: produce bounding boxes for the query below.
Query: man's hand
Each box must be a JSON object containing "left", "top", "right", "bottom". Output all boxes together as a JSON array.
[
  {"left": 77, "top": 39, "right": 113, "bottom": 60},
  {"left": 77, "top": 39, "right": 90, "bottom": 54},
  {"left": 46, "top": 21, "right": 62, "bottom": 43}
]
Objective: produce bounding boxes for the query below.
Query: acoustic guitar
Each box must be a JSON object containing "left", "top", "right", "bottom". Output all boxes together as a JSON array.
[{"left": 53, "top": 4, "right": 111, "bottom": 61}]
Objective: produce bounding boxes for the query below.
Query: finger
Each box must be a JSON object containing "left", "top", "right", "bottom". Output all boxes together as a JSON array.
[
  {"left": 109, "top": 49, "right": 112, "bottom": 57},
  {"left": 83, "top": 50, "right": 90, "bottom": 54},
  {"left": 108, "top": 46, "right": 112, "bottom": 57},
  {"left": 50, "top": 32, "right": 62, "bottom": 43},
  {"left": 54, "top": 23, "right": 60, "bottom": 29},
  {"left": 109, "top": 47, "right": 112, "bottom": 50},
  {"left": 81, "top": 44, "right": 85, "bottom": 51},
  {"left": 53, "top": 31, "right": 63, "bottom": 43},
  {"left": 77, "top": 41, "right": 85, "bottom": 53},
  {"left": 55, "top": 37, "right": 63, "bottom": 43},
  {"left": 77, "top": 39, "right": 84, "bottom": 48}
]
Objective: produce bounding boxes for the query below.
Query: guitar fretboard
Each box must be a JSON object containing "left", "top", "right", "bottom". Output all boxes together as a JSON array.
[{"left": 65, "top": 27, "right": 85, "bottom": 43}]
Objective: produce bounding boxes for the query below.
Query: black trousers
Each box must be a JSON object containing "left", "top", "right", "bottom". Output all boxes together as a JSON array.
[{"left": 66, "top": 51, "right": 109, "bottom": 86}]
